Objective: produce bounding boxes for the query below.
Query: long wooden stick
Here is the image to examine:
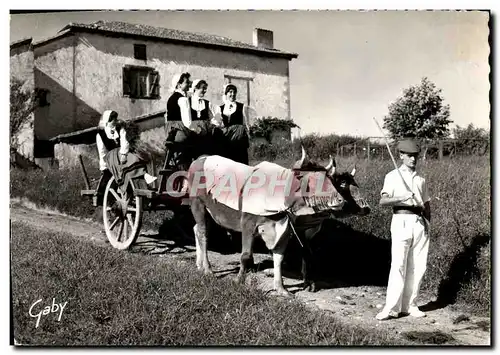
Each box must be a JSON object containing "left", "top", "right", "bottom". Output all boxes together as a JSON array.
[{"left": 372, "top": 117, "right": 412, "bottom": 193}]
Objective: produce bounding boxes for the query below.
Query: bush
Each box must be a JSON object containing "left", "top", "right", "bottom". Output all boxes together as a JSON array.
[{"left": 249, "top": 117, "right": 298, "bottom": 142}]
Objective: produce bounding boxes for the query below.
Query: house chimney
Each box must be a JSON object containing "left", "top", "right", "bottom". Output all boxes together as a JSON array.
[{"left": 253, "top": 28, "right": 274, "bottom": 49}]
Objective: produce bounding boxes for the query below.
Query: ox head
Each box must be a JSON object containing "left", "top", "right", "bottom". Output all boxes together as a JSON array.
[{"left": 290, "top": 146, "right": 371, "bottom": 217}]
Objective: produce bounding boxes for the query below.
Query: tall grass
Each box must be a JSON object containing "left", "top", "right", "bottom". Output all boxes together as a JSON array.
[
  {"left": 11, "top": 222, "right": 409, "bottom": 346},
  {"left": 10, "top": 135, "right": 491, "bottom": 316},
  {"left": 250, "top": 139, "right": 490, "bottom": 315}
]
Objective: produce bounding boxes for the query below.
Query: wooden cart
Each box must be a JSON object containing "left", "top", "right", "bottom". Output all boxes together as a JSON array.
[{"left": 79, "top": 142, "right": 192, "bottom": 250}]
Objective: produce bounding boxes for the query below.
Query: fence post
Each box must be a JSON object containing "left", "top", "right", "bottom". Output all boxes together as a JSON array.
[
  {"left": 336, "top": 143, "right": 339, "bottom": 158},
  {"left": 340, "top": 146, "right": 344, "bottom": 158},
  {"left": 438, "top": 140, "right": 444, "bottom": 160},
  {"left": 367, "top": 141, "right": 371, "bottom": 161},
  {"left": 353, "top": 143, "right": 357, "bottom": 158}
]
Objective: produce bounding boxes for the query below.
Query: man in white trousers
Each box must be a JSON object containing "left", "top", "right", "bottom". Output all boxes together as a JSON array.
[{"left": 376, "top": 139, "right": 431, "bottom": 321}]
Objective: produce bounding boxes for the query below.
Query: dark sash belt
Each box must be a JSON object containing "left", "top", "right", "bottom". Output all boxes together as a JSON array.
[{"left": 393, "top": 205, "right": 424, "bottom": 215}]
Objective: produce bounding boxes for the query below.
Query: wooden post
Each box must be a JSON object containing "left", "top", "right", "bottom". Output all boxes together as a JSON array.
[
  {"left": 78, "top": 154, "right": 90, "bottom": 190},
  {"left": 353, "top": 143, "right": 357, "bottom": 158},
  {"left": 336, "top": 143, "right": 339, "bottom": 158},
  {"left": 149, "top": 155, "right": 158, "bottom": 189},
  {"left": 340, "top": 146, "right": 344, "bottom": 158},
  {"left": 367, "top": 141, "right": 371, "bottom": 161},
  {"left": 438, "top": 140, "right": 444, "bottom": 160}
]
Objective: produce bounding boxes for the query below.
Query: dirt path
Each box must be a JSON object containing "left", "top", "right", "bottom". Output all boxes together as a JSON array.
[{"left": 10, "top": 202, "right": 491, "bottom": 346}]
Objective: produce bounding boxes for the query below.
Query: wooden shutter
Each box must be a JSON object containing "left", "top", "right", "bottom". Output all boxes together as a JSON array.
[
  {"left": 123, "top": 67, "right": 131, "bottom": 96},
  {"left": 149, "top": 71, "right": 160, "bottom": 98}
]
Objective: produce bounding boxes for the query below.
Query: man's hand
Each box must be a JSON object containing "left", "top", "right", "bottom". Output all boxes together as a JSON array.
[{"left": 402, "top": 192, "right": 415, "bottom": 202}]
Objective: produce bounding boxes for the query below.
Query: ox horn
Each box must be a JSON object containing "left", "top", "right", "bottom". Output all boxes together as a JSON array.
[
  {"left": 351, "top": 164, "right": 357, "bottom": 177},
  {"left": 325, "top": 155, "right": 336, "bottom": 176},
  {"left": 298, "top": 145, "right": 308, "bottom": 166}
]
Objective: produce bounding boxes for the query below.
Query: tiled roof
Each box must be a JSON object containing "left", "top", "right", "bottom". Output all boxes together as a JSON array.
[
  {"left": 10, "top": 37, "right": 32, "bottom": 49},
  {"left": 50, "top": 109, "right": 167, "bottom": 145},
  {"left": 58, "top": 20, "right": 298, "bottom": 59}
]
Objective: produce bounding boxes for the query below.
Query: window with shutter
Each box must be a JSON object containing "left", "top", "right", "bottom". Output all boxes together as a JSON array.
[
  {"left": 123, "top": 67, "right": 131, "bottom": 96},
  {"left": 122, "top": 65, "right": 160, "bottom": 100}
]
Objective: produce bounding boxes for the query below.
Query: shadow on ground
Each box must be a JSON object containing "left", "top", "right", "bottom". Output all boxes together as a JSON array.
[
  {"left": 147, "top": 212, "right": 392, "bottom": 290},
  {"left": 281, "top": 218, "right": 391, "bottom": 290},
  {"left": 420, "top": 233, "right": 491, "bottom": 313}
]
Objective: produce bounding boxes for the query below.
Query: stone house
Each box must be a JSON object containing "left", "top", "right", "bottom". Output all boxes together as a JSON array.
[{"left": 9, "top": 20, "right": 298, "bottom": 167}]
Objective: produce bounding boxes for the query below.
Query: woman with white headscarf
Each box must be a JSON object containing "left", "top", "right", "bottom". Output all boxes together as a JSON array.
[
  {"left": 219, "top": 83, "right": 250, "bottom": 165},
  {"left": 96, "top": 110, "right": 156, "bottom": 189},
  {"left": 165, "top": 72, "right": 193, "bottom": 139},
  {"left": 164, "top": 72, "right": 195, "bottom": 170},
  {"left": 187, "top": 79, "right": 227, "bottom": 155}
]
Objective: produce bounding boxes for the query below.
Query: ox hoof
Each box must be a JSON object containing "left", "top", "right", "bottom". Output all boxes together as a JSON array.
[
  {"left": 304, "top": 282, "right": 318, "bottom": 293},
  {"left": 203, "top": 269, "right": 214, "bottom": 276}
]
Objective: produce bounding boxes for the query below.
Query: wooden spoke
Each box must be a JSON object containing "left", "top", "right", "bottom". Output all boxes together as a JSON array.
[
  {"left": 123, "top": 219, "right": 128, "bottom": 240},
  {"left": 127, "top": 207, "right": 137, "bottom": 212},
  {"left": 116, "top": 221, "right": 124, "bottom": 242},
  {"left": 109, "top": 216, "right": 120, "bottom": 231},
  {"left": 110, "top": 188, "right": 121, "bottom": 202},
  {"left": 127, "top": 215, "right": 134, "bottom": 229}
]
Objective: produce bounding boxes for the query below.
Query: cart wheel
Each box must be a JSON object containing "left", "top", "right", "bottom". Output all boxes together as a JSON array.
[{"left": 103, "top": 176, "right": 143, "bottom": 250}]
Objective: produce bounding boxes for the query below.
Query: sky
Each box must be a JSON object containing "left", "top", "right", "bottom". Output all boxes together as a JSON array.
[{"left": 8, "top": 9, "right": 491, "bottom": 137}]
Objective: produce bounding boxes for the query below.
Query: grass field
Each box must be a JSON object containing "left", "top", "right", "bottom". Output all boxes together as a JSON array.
[
  {"left": 10, "top": 140, "right": 491, "bottom": 318},
  {"left": 11, "top": 222, "right": 412, "bottom": 346}
]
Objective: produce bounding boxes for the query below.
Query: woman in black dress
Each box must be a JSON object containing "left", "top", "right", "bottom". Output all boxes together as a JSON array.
[{"left": 219, "top": 84, "right": 250, "bottom": 165}]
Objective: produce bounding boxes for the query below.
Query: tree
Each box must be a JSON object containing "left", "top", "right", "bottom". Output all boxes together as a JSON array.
[
  {"left": 383, "top": 77, "right": 452, "bottom": 140},
  {"left": 10, "top": 78, "right": 37, "bottom": 150},
  {"left": 452, "top": 123, "right": 489, "bottom": 141},
  {"left": 451, "top": 123, "right": 490, "bottom": 155}
]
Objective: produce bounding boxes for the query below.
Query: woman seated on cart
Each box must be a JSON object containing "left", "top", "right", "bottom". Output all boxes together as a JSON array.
[
  {"left": 96, "top": 110, "right": 156, "bottom": 194},
  {"left": 165, "top": 74, "right": 225, "bottom": 167},
  {"left": 218, "top": 83, "right": 250, "bottom": 165}
]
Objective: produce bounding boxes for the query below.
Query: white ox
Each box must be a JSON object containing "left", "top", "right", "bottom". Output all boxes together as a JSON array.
[{"left": 186, "top": 147, "right": 371, "bottom": 296}]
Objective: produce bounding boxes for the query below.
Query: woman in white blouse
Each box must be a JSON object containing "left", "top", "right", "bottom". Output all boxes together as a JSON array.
[
  {"left": 96, "top": 110, "right": 156, "bottom": 188},
  {"left": 164, "top": 72, "right": 195, "bottom": 170},
  {"left": 188, "top": 79, "right": 220, "bottom": 134},
  {"left": 219, "top": 84, "right": 250, "bottom": 165}
]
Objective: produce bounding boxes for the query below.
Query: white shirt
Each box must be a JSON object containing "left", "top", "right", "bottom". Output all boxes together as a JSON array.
[
  {"left": 191, "top": 94, "right": 221, "bottom": 127},
  {"left": 220, "top": 101, "right": 249, "bottom": 130},
  {"left": 96, "top": 126, "right": 129, "bottom": 171},
  {"left": 170, "top": 89, "right": 194, "bottom": 131},
  {"left": 380, "top": 165, "right": 430, "bottom": 207},
  {"left": 222, "top": 101, "right": 238, "bottom": 116}
]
